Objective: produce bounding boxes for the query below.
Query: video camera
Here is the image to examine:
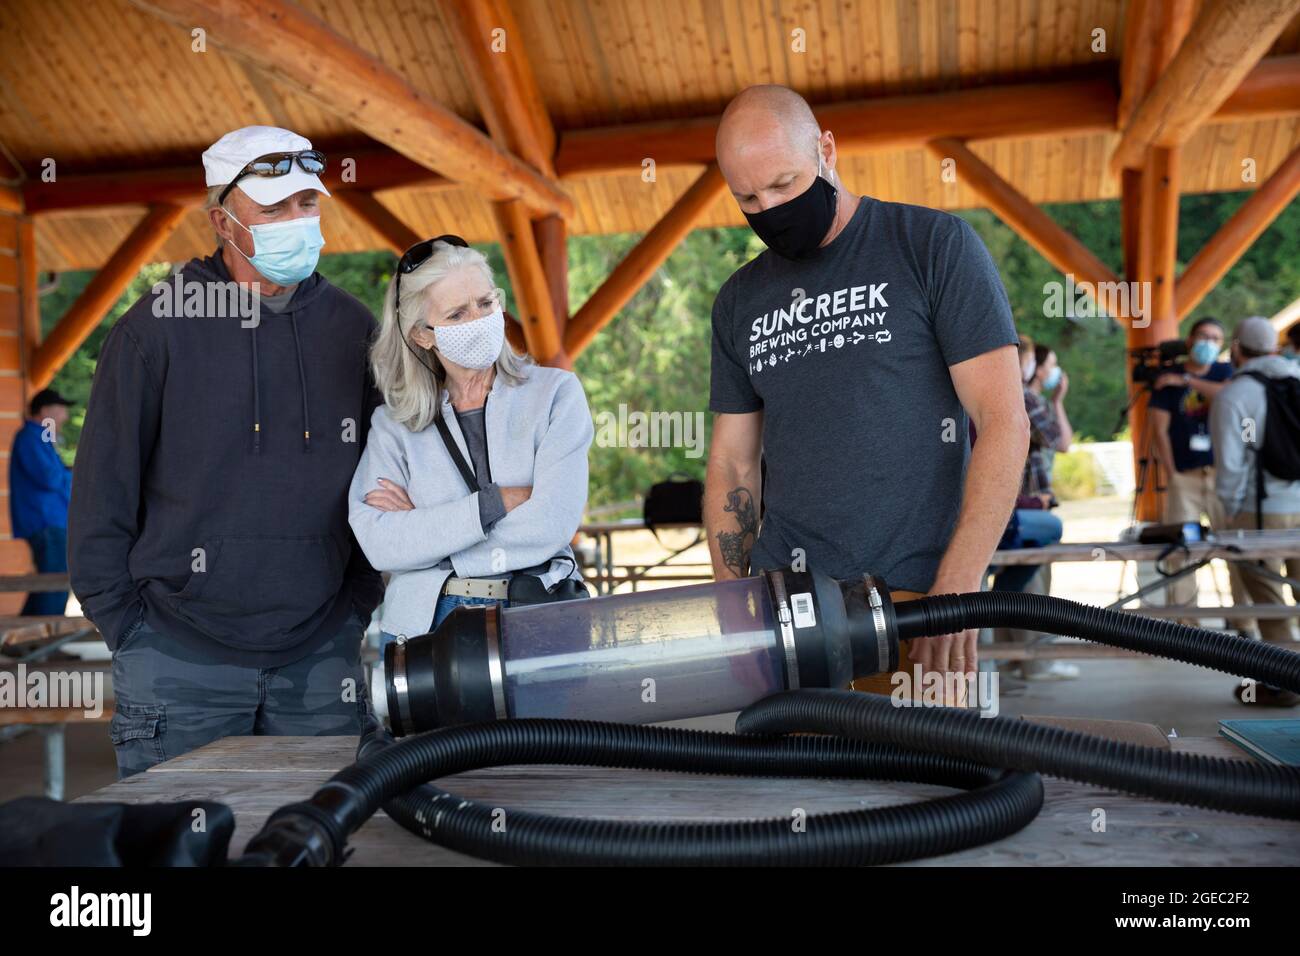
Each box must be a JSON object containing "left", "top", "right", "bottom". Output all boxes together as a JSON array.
[{"left": 1130, "top": 339, "right": 1188, "bottom": 386}]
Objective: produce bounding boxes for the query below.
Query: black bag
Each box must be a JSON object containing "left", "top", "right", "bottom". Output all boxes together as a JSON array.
[
  {"left": 1238, "top": 371, "right": 1300, "bottom": 527},
  {"left": 507, "top": 567, "right": 590, "bottom": 606},
  {"left": 643, "top": 472, "right": 703, "bottom": 543},
  {"left": 0, "top": 796, "right": 234, "bottom": 866}
]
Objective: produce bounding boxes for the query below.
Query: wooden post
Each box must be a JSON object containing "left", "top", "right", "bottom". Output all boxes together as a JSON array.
[
  {"left": 28, "top": 204, "right": 187, "bottom": 391},
  {"left": 1122, "top": 1, "right": 1192, "bottom": 524},
  {"left": 0, "top": 196, "right": 35, "bottom": 611},
  {"left": 531, "top": 214, "right": 569, "bottom": 330},
  {"left": 565, "top": 164, "right": 727, "bottom": 358},
  {"left": 492, "top": 200, "right": 564, "bottom": 365}
]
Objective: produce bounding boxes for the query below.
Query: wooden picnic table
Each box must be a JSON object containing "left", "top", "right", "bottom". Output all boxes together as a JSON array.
[{"left": 75, "top": 729, "right": 1299, "bottom": 866}]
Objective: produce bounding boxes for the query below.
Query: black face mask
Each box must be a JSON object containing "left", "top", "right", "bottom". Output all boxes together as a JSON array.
[{"left": 743, "top": 171, "right": 838, "bottom": 260}]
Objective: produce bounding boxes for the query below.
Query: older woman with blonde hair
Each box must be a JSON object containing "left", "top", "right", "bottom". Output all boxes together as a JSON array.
[{"left": 349, "top": 236, "right": 593, "bottom": 648}]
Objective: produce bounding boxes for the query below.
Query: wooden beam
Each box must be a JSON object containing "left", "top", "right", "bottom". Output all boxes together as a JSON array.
[
  {"left": 1219, "top": 54, "right": 1300, "bottom": 120},
  {"left": 565, "top": 164, "right": 727, "bottom": 358},
  {"left": 23, "top": 146, "right": 452, "bottom": 214},
  {"left": 929, "top": 138, "right": 1124, "bottom": 318},
  {"left": 28, "top": 204, "right": 186, "bottom": 390},
  {"left": 331, "top": 191, "right": 421, "bottom": 256},
  {"left": 16, "top": 57, "right": 1300, "bottom": 219},
  {"left": 558, "top": 74, "right": 1119, "bottom": 177},
  {"left": 436, "top": 0, "right": 555, "bottom": 176},
  {"left": 1111, "top": 0, "right": 1300, "bottom": 173},
  {"left": 0, "top": 186, "right": 20, "bottom": 216},
  {"left": 1177, "top": 144, "right": 1300, "bottom": 319},
  {"left": 492, "top": 200, "right": 564, "bottom": 365},
  {"left": 16, "top": 217, "right": 39, "bottom": 372},
  {"left": 129, "top": 0, "right": 572, "bottom": 218}
]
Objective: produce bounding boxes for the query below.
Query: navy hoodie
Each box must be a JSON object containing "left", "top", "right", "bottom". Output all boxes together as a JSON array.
[{"left": 69, "top": 250, "right": 384, "bottom": 667}]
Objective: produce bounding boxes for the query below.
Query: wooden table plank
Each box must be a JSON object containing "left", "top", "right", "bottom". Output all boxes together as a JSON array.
[{"left": 75, "top": 734, "right": 1299, "bottom": 866}]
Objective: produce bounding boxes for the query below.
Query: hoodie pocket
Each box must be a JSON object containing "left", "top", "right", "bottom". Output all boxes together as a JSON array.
[{"left": 168, "top": 535, "right": 343, "bottom": 648}]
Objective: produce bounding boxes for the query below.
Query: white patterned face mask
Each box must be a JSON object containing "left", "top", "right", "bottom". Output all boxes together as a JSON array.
[{"left": 432, "top": 307, "right": 504, "bottom": 370}]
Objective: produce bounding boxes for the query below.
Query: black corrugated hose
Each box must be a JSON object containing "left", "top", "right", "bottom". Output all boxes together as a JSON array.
[{"left": 239, "top": 591, "right": 1300, "bottom": 866}]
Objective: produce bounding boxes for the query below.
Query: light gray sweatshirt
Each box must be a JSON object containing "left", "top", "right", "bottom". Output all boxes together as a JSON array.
[
  {"left": 1209, "top": 354, "right": 1300, "bottom": 519},
  {"left": 349, "top": 365, "right": 594, "bottom": 638}
]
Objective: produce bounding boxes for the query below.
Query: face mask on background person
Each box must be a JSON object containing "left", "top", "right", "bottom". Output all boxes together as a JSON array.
[
  {"left": 1042, "top": 366, "right": 1062, "bottom": 391},
  {"left": 1190, "top": 339, "right": 1220, "bottom": 366},
  {"left": 743, "top": 148, "right": 838, "bottom": 260},
  {"left": 1021, "top": 357, "right": 1037, "bottom": 384},
  {"left": 224, "top": 207, "right": 325, "bottom": 286},
  {"left": 433, "top": 307, "right": 505, "bottom": 370}
]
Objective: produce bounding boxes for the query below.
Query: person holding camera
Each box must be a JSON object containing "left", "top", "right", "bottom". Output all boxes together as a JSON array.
[{"left": 1147, "top": 318, "right": 1233, "bottom": 609}]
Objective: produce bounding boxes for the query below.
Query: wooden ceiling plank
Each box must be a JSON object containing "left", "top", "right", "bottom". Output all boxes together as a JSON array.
[
  {"left": 1111, "top": 0, "right": 1300, "bottom": 172},
  {"left": 128, "top": 0, "right": 572, "bottom": 218}
]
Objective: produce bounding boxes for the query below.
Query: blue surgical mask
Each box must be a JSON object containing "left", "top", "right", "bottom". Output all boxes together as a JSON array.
[
  {"left": 1042, "top": 366, "right": 1062, "bottom": 391},
  {"left": 1190, "top": 340, "right": 1220, "bottom": 366},
  {"left": 224, "top": 208, "right": 325, "bottom": 286}
]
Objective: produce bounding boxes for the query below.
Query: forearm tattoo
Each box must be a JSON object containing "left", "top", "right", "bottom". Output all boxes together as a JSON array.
[{"left": 716, "top": 487, "right": 757, "bottom": 578}]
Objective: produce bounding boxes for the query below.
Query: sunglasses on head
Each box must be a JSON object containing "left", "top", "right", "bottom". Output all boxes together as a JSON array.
[
  {"left": 217, "top": 149, "right": 327, "bottom": 207},
  {"left": 394, "top": 234, "right": 471, "bottom": 319}
]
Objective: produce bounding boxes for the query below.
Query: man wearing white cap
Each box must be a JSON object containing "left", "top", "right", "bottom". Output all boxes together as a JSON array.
[
  {"left": 69, "top": 126, "right": 385, "bottom": 775},
  {"left": 1210, "top": 315, "right": 1300, "bottom": 705}
]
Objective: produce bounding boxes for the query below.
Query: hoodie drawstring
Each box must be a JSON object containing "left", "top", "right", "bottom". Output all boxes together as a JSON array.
[
  {"left": 290, "top": 312, "right": 312, "bottom": 450},
  {"left": 248, "top": 310, "right": 312, "bottom": 453},
  {"left": 251, "top": 324, "right": 262, "bottom": 454}
]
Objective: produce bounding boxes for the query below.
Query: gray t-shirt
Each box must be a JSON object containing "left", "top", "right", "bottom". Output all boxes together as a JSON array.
[{"left": 709, "top": 197, "right": 1017, "bottom": 592}]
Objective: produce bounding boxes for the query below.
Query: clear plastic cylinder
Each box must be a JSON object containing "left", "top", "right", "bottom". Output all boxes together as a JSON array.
[{"left": 499, "top": 577, "right": 783, "bottom": 724}]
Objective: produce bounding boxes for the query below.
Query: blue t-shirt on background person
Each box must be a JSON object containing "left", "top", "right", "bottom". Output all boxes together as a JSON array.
[{"left": 1149, "top": 361, "right": 1233, "bottom": 472}]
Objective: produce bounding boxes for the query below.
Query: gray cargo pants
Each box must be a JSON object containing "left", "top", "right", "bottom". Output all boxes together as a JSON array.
[{"left": 109, "top": 609, "right": 371, "bottom": 778}]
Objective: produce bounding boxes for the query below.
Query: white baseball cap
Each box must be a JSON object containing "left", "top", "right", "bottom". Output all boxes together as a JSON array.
[{"left": 202, "top": 126, "right": 331, "bottom": 206}]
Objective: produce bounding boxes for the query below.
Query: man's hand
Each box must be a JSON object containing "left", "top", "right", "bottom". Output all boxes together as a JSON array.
[
  {"left": 364, "top": 478, "right": 414, "bottom": 512},
  {"left": 908, "top": 573, "right": 979, "bottom": 704},
  {"left": 1154, "top": 372, "right": 1187, "bottom": 391}
]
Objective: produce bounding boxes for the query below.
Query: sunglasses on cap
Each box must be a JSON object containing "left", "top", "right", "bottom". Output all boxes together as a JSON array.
[{"left": 217, "top": 149, "right": 327, "bottom": 207}]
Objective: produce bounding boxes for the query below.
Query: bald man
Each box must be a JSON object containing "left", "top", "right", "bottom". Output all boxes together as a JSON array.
[{"left": 705, "top": 85, "right": 1029, "bottom": 696}]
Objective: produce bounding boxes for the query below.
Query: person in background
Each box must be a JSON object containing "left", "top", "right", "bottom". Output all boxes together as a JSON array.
[
  {"left": 1014, "top": 342, "right": 1077, "bottom": 680},
  {"left": 1148, "top": 318, "right": 1233, "bottom": 611},
  {"left": 10, "top": 389, "right": 74, "bottom": 616},
  {"left": 991, "top": 337, "right": 1064, "bottom": 594},
  {"left": 349, "top": 237, "right": 593, "bottom": 654},
  {"left": 69, "top": 126, "right": 384, "bottom": 777},
  {"left": 1209, "top": 316, "right": 1300, "bottom": 707},
  {"left": 1024, "top": 343, "right": 1073, "bottom": 503},
  {"left": 1283, "top": 323, "right": 1300, "bottom": 362}
]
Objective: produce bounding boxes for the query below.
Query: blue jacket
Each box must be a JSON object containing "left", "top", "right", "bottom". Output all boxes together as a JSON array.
[{"left": 10, "top": 419, "right": 72, "bottom": 539}]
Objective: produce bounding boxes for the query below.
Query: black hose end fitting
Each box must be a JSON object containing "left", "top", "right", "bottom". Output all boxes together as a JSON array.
[{"left": 239, "top": 803, "right": 341, "bottom": 867}]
